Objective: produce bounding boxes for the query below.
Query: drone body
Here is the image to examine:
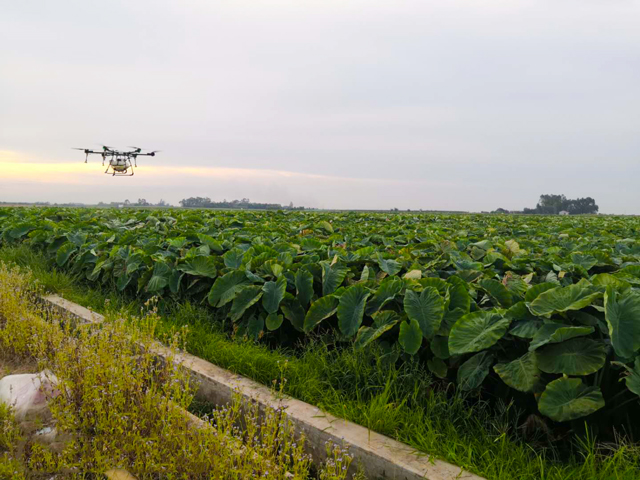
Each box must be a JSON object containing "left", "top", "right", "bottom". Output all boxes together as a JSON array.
[{"left": 73, "top": 146, "right": 159, "bottom": 176}]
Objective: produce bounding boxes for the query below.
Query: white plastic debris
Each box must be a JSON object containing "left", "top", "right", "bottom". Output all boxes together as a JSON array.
[{"left": 0, "top": 371, "right": 59, "bottom": 421}]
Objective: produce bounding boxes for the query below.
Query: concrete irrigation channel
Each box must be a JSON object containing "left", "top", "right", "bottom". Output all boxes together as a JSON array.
[{"left": 42, "top": 294, "right": 484, "bottom": 480}]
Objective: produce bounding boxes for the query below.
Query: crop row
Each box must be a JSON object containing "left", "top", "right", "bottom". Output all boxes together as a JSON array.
[{"left": 1, "top": 207, "right": 640, "bottom": 428}]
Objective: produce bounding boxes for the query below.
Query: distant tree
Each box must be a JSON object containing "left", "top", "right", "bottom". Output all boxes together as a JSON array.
[
  {"left": 124, "top": 199, "right": 130, "bottom": 206},
  {"left": 522, "top": 194, "right": 598, "bottom": 215}
]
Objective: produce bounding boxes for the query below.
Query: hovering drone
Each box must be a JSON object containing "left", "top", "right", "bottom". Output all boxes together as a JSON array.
[{"left": 73, "top": 145, "right": 160, "bottom": 176}]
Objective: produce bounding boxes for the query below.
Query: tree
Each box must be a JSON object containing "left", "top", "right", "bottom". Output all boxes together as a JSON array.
[{"left": 522, "top": 194, "right": 599, "bottom": 215}]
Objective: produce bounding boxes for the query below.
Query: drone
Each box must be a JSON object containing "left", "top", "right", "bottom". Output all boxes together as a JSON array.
[{"left": 72, "top": 145, "right": 160, "bottom": 176}]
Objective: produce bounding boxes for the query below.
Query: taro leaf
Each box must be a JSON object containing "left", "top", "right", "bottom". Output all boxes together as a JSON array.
[
  {"left": 223, "top": 248, "right": 245, "bottom": 269},
  {"left": 169, "top": 270, "right": 184, "bottom": 294},
  {"left": 321, "top": 262, "right": 348, "bottom": 296},
  {"left": 208, "top": 271, "right": 249, "bottom": 307},
  {"left": 525, "top": 282, "right": 558, "bottom": 303},
  {"left": 438, "top": 307, "right": 466, "bottom": 336},
  {"left": 376, "top": 253, "right": 402, "bottom": 276},
  {"left": 197, "top": 234, "right": 223, "bottom": 252},
  {"left": 538, "top": 377, "right": 605, "bottom": 422},
  {"left": 177, "top": 256, "right": 218, "bottom": 278},
  {"left": 430, "top": 336, "right": 450, "bottom": 360},
  {"left": 229, "top": 285, "right": 263, "bottom": 322},
  {"left": 9, "top": 224, "right": 35, "bottom": 239},
  {"left": 66, "top": 232, "right": 87, "bottom": 247},
  {"left": 116, "top": 273, "right": 131, "bottom": 291},
  {"left": 262, "top": 276, "right": 287, "bottom": 314},
  {"left": 404, "top": 270, "right": 422, "bottom": 280},
  {"left": 604, "top": 289, "right": 640, "bottom": 359},
  {"left": 403, "top": 287, "right": 444, "bottom": 339},
  {"left": 303, "top": 295, "right": 339, "bottom": 333},
  {"left": 510, "top": 320, "right": 544, "bottom": 339},
  {"left": 295, "top": 269, "right": 314, "bottom": 306},
  {"left": 246, "top": 315, "right": 264, "bottom": 340},
  {"left": 265, "top": 313, "right": 284, "bottom": 331},
  {"left": 591, "top": 274, "right": 631, "bottom": 294},
  {"left": 56, "top": 241, "right": 77, "bottom": 266},
  {"left": 529, "top": 285, "right": 603, "bottom": 317},
  {"left": 537, "top": 338, "right": 606, "bottom": 375},
  {"left": 528, "top": 324, "right": 594, "bottom": 351},
  {"left": 479, "top": 279, "right": 513, "bottom": 307},
  {"left": 365, "top": 277, "right": 404, "bottom": 315},
  {"left": 398, "top": 319, "right": 422, "bottom": 355},
  {"left": 615, "top": 358, "right": 640, "bottom": 396},
  {"left": 449, "top": 311, "right": 511, "bottom": 355},
  {"left": 494, "top": 352, "right": 540, "bottom": 392},
  {"left": 337, "top": 284, "right": 371, "bottom": 337},
  {"left": 447, "top": 277, "right": 471, "bottom": 313},
  {"left": 281, "top": 300, "right": 306, "bottom": 332},
  {"left": 571, "top": 253, "right": 598, "bottom": 271},
  {"left": 360, "top": 265, "right": 370, "bottom": 282},
  {"left": 147, "top": 262, "right": 172, "bottom": 293},
  {"left": 458, "top": 352, "right": 494, "bottom": 391},
  {"left": 354, "top": 311, "right": 400, "bottom": 349},
  {"left": 428, "top": 358, "right": 448, "bottom": 379},
  {"left": 317, "top": 220, "right": 334, "bottom": 234}
]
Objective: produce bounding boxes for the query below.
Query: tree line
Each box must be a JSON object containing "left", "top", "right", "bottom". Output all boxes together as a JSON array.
[
  {"left": 178, "top": 197, "right": 306, "bottom": 210},
  {"left": 523, "top": 194, "right": 599, "bottom": 215}
]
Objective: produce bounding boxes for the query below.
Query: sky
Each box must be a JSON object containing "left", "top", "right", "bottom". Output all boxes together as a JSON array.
[{"left": 1, "top": 0, "right": 639, "bottom": 213}]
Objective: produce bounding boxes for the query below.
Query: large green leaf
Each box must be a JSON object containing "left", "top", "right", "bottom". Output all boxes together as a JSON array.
[
  {"left": 377, "top": 253, "right": 402, "bottom": 276},
  {"left": 403, "top": 287, "right": 444, "bottom": 339},
  {"left": 591, "top": 274, "right": 631, "bottom": 294},
  {"left": 337, "top": 284, "right": 371, "bottom": 337},
  {"left": 529, "top": 285, "right": 603, "bottom": 317},
  {"left": 458, "top": 352, "right": 494, "bottom": 391},
  {"left": 524, "top": 282, "right": 558, "bottom": 303},
  {"left": 528, "top": 323, "right": 594, "bottom": 351},
  {"left": 494, "top": 352, "right": 540, "bottom": 392},
  {"left": 427, "top": 358, "right": 448, "bottom": 379},
  {"left": 265, "top": 313, "right": 284, "bottom": 331},
  {"left": 604, "top": 289, "right": 640, "bottom": 359},
  {"left": 354, "top": 311, "right": 400, "bottom": 349},
  {"left": 281, "top": 300, "right": 305, "bottom": 332},
  {"left": 537, "top": 338, "right": 606, "bottom": 375},
  {"left": 479, "top": 279, "right": 513, "bottom": 307},
  {"left": 615, "top": 358, "right": 640, "bottom": 396},
  {"left": 295, "top": 269, "right": 315, "bottom": 306},
  {"left": 321, "top": 262, "right": 348, "bottom": 296},
  {"left": 365, "top": 277, "right": 403, "bottom": 314},
  {"left": 223, "top": 248, "right": 245, "bottom": 269},
  {"left": 449, "top": 311, "right": 511, "bottom": 355},
  {"left": 303, "top": 295, "right": 339, "bottom": 332},
  {"left": 56, "top": 241, "right": 77, "bottom": 266},
  {"left": 538, "top": 377, "right": 605, "bottom": 422},
  {"left": 147, "top": 262, "right": 172, "bottom": 293},
  {"left": 446, "top": 277, "right": 471, "bottom": 312},
  {"left": 229, "top": 285, "right": 263, "bottom": 322},
  {"left": 262, "top": 276, "right": 287, "bottom": 314},
  {"left": 177, "top": 256, "right": 218, "bottom": 278},
  {"left": 398, "top": 319, "right": 422, "bottom": 355},
  {"left": 208, "top": 271, "right": 249, "bottom": 307}
]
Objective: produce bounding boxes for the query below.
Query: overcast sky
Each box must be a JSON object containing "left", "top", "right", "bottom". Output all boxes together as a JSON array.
[{"left": 1, "top": 0, "right": 639, "bottom": 212}]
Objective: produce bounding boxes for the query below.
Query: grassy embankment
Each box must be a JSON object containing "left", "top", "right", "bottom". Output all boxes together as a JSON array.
[
  {"left": 1, "top": 245, "right": 639, "bottom": 480},
  {"left": 0, "top": 262, "right": 354, "bottom": 479}
]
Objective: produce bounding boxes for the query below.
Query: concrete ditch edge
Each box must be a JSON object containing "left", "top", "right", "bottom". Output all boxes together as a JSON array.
[{"left": 42, "top": 294, "right": 484, "bottom": 480}]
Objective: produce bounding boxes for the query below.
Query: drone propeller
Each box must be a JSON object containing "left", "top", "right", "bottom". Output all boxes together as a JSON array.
[{"left": 72, "top": 147, "right": 89, "bottom": 151}]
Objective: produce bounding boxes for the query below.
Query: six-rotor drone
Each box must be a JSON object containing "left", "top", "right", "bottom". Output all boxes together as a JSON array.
[{"left": 73, "top": 145, "right": 160, "bottom": 176}]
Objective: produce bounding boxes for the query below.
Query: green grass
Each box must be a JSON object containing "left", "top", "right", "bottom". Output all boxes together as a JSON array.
[{"left": 2, "top": 244, "right": 640, "bottom": 480}]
